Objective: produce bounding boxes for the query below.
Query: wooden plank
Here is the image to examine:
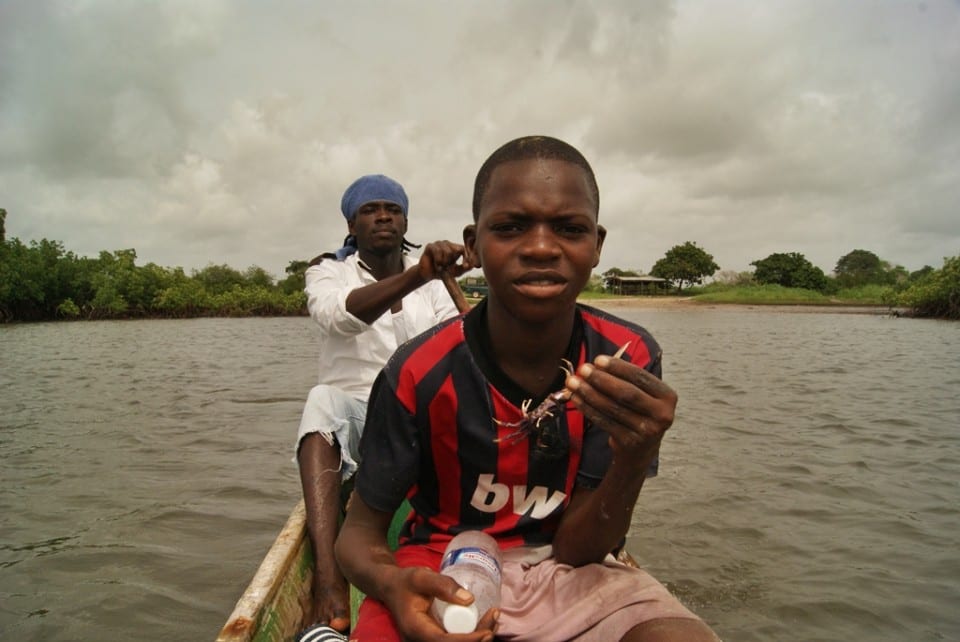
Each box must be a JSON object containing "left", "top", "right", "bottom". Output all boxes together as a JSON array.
[{"left": 217, "top": 500, "right": 313, "bottom": 642}]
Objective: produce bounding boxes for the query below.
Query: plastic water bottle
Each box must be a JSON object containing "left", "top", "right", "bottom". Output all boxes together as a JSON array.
[{"left": 430, "top": 530, "right": 503, "bottom": 633}]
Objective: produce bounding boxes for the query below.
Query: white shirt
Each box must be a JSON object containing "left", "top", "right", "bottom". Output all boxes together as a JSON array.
[{"left": 304, "top": 253, "right": 460, "bottom": 400}]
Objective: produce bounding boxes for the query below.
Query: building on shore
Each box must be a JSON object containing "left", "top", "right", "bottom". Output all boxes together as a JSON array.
[{"left": 603, "top": 274, "right": 670, "bottom": 296}]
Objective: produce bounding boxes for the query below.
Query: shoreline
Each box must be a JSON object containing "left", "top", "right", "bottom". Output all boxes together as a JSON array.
[
  {"left": 2, "top": 298, "right": 906, "bottom": 325},
  {"left": 583, "top": 296, "right": 903, "bottom": 316}
]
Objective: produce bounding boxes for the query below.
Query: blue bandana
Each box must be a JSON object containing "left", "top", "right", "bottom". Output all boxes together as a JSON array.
[
  {"left": 335, "top": 174, "right": 409, "bottom": 259},
  {"left": 340, "top": 174, "right": 408, "bottom": 220},
  {"left": 333, "top": 236, "right": 358, "bottom": 261}
]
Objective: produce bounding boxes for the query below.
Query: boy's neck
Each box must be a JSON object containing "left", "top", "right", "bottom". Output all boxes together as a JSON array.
[{"left": 485, "top": 302, "right": 578, "bottom": 398}]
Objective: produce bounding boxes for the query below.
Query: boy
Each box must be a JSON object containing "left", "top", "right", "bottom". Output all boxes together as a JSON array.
[{"left": 335, "top": 137, "right": 719, "bottom": 641}]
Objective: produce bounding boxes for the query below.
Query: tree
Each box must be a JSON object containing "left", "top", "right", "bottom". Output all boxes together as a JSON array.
[
  {"left": 243, "top": 265, "right": 275, "bottom": 289},
  {"left": 584, "top": 273, "right": 605, "bottom": 293},
  {"left": 910, "top": 265, "right": 935, "bottom": 283},
  {"left": 279, "top": 259, "right": 309, "bottom": 295},
  {"left": 192, "top": 263, "right": 246, "bottom": 295},
  {"left": 650, "top": 241, "right": 719, "bottom": 293},
  {"left": 154, "top": 268, "right": 210, "bottom": 317},
  {"left": 0, "top": 237, "right": 75, "bottom": 321},
  {"left": 897, "top": 255, "right": 960, "bottom": 319},
  {"left": 834, "top": 249, "right": 887, "bottom": 288},
  {"left": 88, "top": 249, "right": 138, "bottom": 317},
  {"left": 885, "top": 263, "right": 909, "bottom": 287},
  {"left": 751, "top": 252, "right": 830, "bottom": 292},
  {"left": 602, "top": 267, "right": 640, "bottom": 278},
  {"left": 0, "top": 230, "right": 314, "bottom": 321},
  {"left": 0, "top": 208, "right": 6, "bottom": 242},
  {"left": 286, "top": 260, "right": 309, "bottom": 276},
  {"left": 0, "top": 237, "right": 42, "bottom": 320}
]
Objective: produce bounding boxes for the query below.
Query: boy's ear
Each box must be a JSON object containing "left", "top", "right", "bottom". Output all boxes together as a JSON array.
[
  {"left": 463, "top": 223, "right": 481, "bottom": 267},
  {"left": 593, "top": 225, "right": 607, "bottom": 267}
]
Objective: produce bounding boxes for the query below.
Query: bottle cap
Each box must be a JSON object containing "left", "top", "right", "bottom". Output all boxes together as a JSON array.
[{"left": 442, "top": 603, "right": 479, "bottom": 634}]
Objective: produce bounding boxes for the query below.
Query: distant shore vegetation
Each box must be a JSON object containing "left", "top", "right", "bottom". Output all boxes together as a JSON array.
[{"left": 1, "top": 210, "right": 956, "bottom": 322}]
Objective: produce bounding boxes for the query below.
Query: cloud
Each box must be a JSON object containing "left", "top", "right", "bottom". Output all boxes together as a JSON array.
[{"left": 1, "top": 0, "right": 958, "bottom": 279}]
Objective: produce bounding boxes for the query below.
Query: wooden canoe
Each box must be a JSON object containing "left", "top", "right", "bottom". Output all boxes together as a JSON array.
[
  {"left": 216, "top": 500, "right": 641, "bottom": 642},
  {"left": 216, "top": 500, "right": 315, "bottom": 642}
]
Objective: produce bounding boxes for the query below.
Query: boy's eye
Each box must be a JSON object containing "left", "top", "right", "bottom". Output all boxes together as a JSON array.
[
  {"left": 557, "top": 224, "right": 588, "bottom": 235},
  {"left": 491, "top": 222, "right": 524, "bottom": 234}
]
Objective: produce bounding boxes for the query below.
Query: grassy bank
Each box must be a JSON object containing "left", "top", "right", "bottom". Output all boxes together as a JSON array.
[
  {"left": 684, "top": 283, "right": 892, "bottom": 306},
  {"left": 473, "top": 285, "right": 892, "bottom": 307}
]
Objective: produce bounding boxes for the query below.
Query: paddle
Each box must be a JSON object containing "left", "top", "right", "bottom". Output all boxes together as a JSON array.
[{"left": 440, "top": 271, "right": 473, "bottom": 314}]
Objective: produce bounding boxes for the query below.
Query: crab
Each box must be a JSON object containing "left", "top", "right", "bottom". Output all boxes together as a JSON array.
[{"left": 493, "top": 342, "right": 631, "bottom": 448}]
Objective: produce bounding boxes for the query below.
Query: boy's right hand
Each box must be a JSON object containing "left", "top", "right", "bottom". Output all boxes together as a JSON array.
[
  {"left": 566, "top": 352, "right": 677, "bottom": 469},
  {"left": 383, "top": 566, "right": 498, "bottom": 642}
]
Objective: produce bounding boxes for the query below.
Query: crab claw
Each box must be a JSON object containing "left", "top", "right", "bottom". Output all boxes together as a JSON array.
[{"left": 612, "top": 342, "right": 631, "bottom": 359}]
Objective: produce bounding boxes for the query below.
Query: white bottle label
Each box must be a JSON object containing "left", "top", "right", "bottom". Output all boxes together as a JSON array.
[{"left": 440, "top": 546, "right": 502, "bottom": 584}]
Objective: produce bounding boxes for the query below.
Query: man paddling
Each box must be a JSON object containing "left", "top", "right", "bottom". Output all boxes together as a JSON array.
[{"left": 294, "top": 174, "right": 471, "bottom": 637}]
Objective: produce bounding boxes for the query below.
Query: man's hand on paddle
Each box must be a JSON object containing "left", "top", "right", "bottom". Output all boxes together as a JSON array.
[
  {"left": 565, "top": 350, "right": 677, "bottom": 468},
  {"left": 417, "top": 241, "right": 472, "bottom": 282}
]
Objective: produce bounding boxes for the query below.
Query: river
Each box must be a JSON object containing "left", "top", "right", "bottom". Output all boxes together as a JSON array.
[{"left": 1, "top": 305, "right": 957, "bottom": 641}]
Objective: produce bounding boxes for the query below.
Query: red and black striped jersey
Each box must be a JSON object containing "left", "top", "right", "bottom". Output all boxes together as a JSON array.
[{"left": 355, "top": 300, "right": 662, "bottom": 552}]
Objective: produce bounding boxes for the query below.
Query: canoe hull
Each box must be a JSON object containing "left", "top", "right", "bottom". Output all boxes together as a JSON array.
[{"left": 217, "top": 500, "right": 314, "bottom": 642}]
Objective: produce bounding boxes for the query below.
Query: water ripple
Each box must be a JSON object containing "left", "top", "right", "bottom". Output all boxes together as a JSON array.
[{"left": 3, "top": 313, "right": 959, "bottom": 641}]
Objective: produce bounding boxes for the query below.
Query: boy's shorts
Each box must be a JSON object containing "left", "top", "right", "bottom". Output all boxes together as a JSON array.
[{"left": 351, "top": 543, "right": 701, "bottom": 642}]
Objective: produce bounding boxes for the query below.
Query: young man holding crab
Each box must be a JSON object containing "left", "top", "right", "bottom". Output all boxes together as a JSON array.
[{"left": 335, "top": 136, "right": 719, "bottom": 642}]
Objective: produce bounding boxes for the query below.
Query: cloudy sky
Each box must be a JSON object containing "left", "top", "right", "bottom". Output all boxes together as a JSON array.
[{"left": 2, "top": 0, "right": 958, "bottom": 281}]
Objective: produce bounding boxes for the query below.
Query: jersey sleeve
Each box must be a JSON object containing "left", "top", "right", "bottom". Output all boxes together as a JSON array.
[{"left": 354, "top": 369, "right": 422, "bottom": 514}]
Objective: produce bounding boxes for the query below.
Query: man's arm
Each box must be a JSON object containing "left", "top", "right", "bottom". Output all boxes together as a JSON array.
[
  {"left": 551, "top": 354, "right": 678, "bottom": 567},
  {"left": 344, "top": 263, "right": 430, "bottom": 324},
  {"left": 335, "top": 495, "right": 497, "bottom": 642},
  {"left": 346, "top": 241, "right": 470, "bottom": 324},
  {"left": 305, "top": 241, "right": 469, "bottom": 330}
]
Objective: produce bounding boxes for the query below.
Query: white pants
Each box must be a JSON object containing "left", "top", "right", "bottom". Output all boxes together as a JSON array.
[{"left": 294, "top": 384, "right": 367, "bottom": 482}]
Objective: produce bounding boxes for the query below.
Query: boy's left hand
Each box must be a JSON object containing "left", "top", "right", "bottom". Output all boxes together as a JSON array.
[{"left": 565, "top": 352, "right": 677, "bottom": 464}]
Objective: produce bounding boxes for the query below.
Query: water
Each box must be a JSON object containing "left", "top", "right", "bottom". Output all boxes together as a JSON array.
[{"left": 1, "top": 307, "right": 958, "bottom": 641}]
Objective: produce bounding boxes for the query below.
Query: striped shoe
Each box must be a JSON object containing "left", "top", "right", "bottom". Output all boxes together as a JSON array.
[{"left": 295, "top": 624, "right": 348, "bottom": 642}]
